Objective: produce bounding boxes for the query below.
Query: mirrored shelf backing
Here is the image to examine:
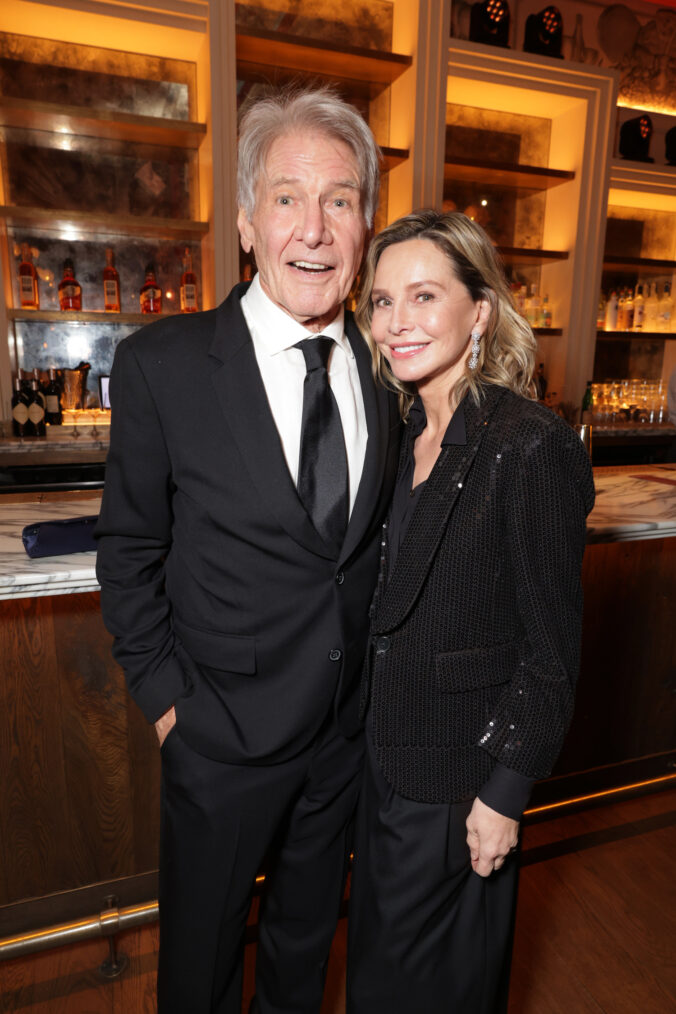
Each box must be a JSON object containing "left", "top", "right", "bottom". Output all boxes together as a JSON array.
[{"left": 9, "top": 310, "right": 183, "bottom": 325}]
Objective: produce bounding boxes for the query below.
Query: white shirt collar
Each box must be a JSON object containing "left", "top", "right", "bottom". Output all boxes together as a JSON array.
[{"left": 241, "top": 273, "right": 352, "bottom": 358}]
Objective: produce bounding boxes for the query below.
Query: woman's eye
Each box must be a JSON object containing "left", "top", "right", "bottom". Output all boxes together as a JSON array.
[{"left": 373, "top": 297, "right": 391, "bottom": 309}]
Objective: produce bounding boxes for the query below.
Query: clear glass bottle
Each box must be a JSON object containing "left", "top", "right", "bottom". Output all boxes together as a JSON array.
[
  {"left": 632, "top": 284, "right": 645, "bottom": 331},
  {"left": 658, "top": 282, "right": 673, "bottom": 333}
]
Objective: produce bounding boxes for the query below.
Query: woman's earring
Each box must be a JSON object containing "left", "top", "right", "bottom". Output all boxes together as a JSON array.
[{"left": 468, "top": 330, "right": 481, "bottom": 370}]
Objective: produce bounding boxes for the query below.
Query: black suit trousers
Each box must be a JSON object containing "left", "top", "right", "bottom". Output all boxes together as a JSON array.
[
  {"left": 346, "top": 730, "right": 519, "bottom": 1014},
  {"left": 158, "top": 714, "right": 364, "bottom": 1014}
]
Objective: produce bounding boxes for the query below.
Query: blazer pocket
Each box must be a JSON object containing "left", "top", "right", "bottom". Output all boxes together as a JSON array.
[
  {"left": 174, "top": 620, "right": 256, "bottom": 675},
  {"left": 435, "top": 641, "right": 519, "bottom": 693}
]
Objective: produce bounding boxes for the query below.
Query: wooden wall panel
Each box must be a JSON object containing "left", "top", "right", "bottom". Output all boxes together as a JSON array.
[
  {"left": 0, "top": 596, "right": 73, "bottom": 905},
  {"left": 0, "top": 592, "right": 160, "bottom": 911},
  {"left": 555, "top": 536, "right": 676, "bottom": 775}
]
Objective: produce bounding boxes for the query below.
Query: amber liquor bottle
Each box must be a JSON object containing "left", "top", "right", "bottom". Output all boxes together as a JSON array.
[
  {"left": 58, "top": 258, "right": 82, "bottom": 311},
  {"left": 140, "top": 264, "right": 162, "bottom": 314},
  {"left": 19, "top": 243, "right": 40, "bottom": 310},
  {"left": 180, "top": 247, "right": 198, "bottom": 313},
  {"left": 103, "top": 248, "right": 121, "bottom": 312}
]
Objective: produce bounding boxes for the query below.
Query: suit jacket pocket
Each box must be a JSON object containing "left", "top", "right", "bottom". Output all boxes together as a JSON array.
[
  {"left": 435, "top": 641, "right": 519, "bottom": 693},
  {"left": 174, "top": 619, "right": 256, "bottom": 674}
]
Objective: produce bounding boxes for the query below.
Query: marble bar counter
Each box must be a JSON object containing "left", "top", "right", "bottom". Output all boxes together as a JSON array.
[
  {"left": 0, "top": 465, "right": 675, "bottom": 601},
  {"left": 0, "top": 491, "right": 100, "bottom": 599}
]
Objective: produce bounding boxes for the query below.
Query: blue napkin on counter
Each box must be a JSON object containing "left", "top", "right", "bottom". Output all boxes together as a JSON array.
[{"left": 22, "top": 516, "right": 99, "bottom": 558}]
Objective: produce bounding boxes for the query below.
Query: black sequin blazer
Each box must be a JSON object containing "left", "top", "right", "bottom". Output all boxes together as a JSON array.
[{"left": 361, "top": 383, "right": 595, "bottom": 804}]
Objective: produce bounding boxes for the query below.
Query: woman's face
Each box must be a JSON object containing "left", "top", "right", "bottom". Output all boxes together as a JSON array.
[{"left": 370, "top": 238, "right": 487, "bottom": 398}]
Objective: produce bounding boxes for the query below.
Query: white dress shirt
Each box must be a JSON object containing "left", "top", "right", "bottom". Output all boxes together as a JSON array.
[{"left": 240, "top": 273, "right": 367, "bottom": 516}]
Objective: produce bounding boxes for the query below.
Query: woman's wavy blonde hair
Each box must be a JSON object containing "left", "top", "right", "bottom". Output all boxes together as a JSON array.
[{"left": 355, "top": 209, "right": 537, "bottom": 419}]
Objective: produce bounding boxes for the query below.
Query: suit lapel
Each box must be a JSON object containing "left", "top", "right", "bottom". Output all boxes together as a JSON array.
[
  {"left": 375, "top": 385, "right": 508, "bottom": 631},
  {"left": 339, "top": 314, "right": 392, "bottom": 565},
  {"left": 209, "top": 285, "right": 334, "bottom": 560}
]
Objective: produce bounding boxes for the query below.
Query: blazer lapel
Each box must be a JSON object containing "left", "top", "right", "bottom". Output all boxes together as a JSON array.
[
  {"left": 209, "top": 284, "right": 334, "bottom": 560},
  {"left": 375, "top": 385, "right": 508, "bottom": 631},
  {"left": 339, "top": 314, "right": 392, "bottom": 565}
]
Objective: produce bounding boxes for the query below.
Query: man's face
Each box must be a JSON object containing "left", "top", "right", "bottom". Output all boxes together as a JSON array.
[{"left": 238, "top": 129, "right": 367, "bottom": 332}]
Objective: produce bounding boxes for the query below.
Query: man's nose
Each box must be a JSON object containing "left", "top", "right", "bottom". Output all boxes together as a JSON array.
[{"left": 296, "top": 202, "right": 331, "bottom": 247}]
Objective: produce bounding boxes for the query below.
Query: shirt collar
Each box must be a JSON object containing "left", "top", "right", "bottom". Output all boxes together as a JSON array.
[
  {"left": 409, "top": 394, "right": 467, "bottom": 446},
  {"left": 241, "top": 272, "right": 350, "bottom": 357}
]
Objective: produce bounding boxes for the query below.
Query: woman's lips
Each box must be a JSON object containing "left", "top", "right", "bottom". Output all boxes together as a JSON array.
[{"left": 389, "top": 343, "right": 429, "bottom": 359}]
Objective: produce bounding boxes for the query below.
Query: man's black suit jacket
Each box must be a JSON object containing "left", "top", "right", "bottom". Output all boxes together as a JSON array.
[{"left": 95, "top": 283, "right": 400, "bottom": 764}]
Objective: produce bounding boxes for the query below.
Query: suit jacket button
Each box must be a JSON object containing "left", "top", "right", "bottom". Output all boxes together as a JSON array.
[
  {"left": 329, "top": 649, "right": 342, "bottom": 662},
  {"left": 335, "top": 571, "right": 345, "bottom": 585},
  {"left": 376, "top": 636, "right": 390, "bottom": 654}
]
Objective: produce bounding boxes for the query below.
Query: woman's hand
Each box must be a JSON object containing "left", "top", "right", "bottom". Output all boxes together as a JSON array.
[{"left": 466, "top": 796, "right": 519, "bottom": 877}]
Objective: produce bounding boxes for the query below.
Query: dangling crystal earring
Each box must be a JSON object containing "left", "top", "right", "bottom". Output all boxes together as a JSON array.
[{"left": 468, "top": 330, "right": 481, "bottom": 370}]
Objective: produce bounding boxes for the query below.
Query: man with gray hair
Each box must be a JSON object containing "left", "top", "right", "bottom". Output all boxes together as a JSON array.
[{"left": 96, "top": 86, "right": 399, "bottom": 1013}]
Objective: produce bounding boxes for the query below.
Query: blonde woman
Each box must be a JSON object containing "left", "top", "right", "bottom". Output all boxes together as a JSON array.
[{"left": 347, "top": 210, "right": 594, "bottom": 1013}]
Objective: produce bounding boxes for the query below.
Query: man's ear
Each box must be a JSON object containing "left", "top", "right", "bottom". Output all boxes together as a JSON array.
[{"left": 237, "top": 207, "right": 254, "bottom": 253}]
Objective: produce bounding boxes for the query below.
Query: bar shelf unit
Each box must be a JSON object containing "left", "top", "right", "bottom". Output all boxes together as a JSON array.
[
  {"left": 8, "top": 309, "right": 176, "bottom": 326},
  {"left": 0, "top": 207, "right": 209, "bottom": 242},
  {"left": 596, "top": 330, "right": 676, "bottom": 341},
  {"left": 444, "top": 158, "right": 575, "bottom": 194},
  {"left": 498, "top": 247, "right": 569, "bottom": 266},
  {"left": 0, "top": 97, "right": 207, "bottom": 149},
  {"left": 235, "top": 29, "right": 412, "bottom": 98}
]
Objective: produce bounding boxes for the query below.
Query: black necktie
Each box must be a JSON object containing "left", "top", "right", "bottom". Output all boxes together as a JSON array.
[{"left": 294, "top": 336, "right": 349, "bottom": 552}]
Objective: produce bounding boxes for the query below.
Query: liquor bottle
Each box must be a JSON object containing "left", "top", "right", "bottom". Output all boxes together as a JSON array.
[
  {"left": 526, "top": 283, "right": 541, "bottom": 326},
  {"left": 604, "top": 290, "right": 618, "bottom": 331},
  {"left": 44, "top": 367, "right": 62, "bottom": 425},
  {"left": 58, "top": 258, "right": 82, "bottom": 311},
  {"left": 658, "top": 282, "right": 673, "bottom": 333},
  {"left": 597, "top": 292, "right": 606, "bottom": 329},
  {"left": 11, "top": 377, "right": 32, "bottom": 437},
  {"left": 644, "top": 282, "right": 659, "bottom": 332},
  {"left": 580, "top": 380, "right": 593, "bottom": 424},
  {"left": 18, "top": 243, "right": 39, "bottom": 310},
  {"left": 31, "top": 368, "right": 46, "bottom": 410},
  {"left": 103, "top": 248, "right": 121, "bottom": 312},
  {"left": 535, "top": 362, "right": 548, "bottom": 401},
  {"left": 617, "top": 290, "right": 627, "bottom": 331},
  {"left": 28, "top": 378, "right": 47, "bottom": 436},
  {"left": 542, "top": 294, "right": 552, "bottom": 328},
  {"left": 180, "top": 248, "right": 198, "bottom": 313},
  {"left": 633, "top": 284, "right": 645, "bottom": 331},
  {"left": 624, "top": 288, "right": 634, "bottom": 331},
  {"left": 140, "top": 263, "right": 162, "bottom": 314}
]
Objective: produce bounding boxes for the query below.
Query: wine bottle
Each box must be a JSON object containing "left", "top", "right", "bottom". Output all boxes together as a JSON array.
[
  {"left": 535, "top": 362, "right": 548, "bottom": 401},
  {"left": 58, "top": 258, "right": 82, "bottom": 311},
  {"left": 28, "top": 378, "right": 47, "bottom": 436},
  {"left": 180, "top": 248, "right": 198, "bottom": 313},
  {"left": 44, "top": 367, "right": 63, "bottom": 425},
  {"left": 140, "top": 264, "right": 162, "bottom": 314},
  {"left": 633, "top": 284, "right": 645, "bottom": 331},
  {"left": 103, "top": 248, "right": 121, "bottom": 312},
  {"left": 11, "top": 377, "right": 32, "bottom": 437},
  {"left": 19, "top": 243, "right": 39, "bottom": 310},
  {"left": 580, "top": 380, "right": 593, "bottom": 424}
]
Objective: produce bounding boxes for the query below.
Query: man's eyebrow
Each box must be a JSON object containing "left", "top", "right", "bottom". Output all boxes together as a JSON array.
[{"left": 267, "top": 176, "right": 360, "bottom": 191}]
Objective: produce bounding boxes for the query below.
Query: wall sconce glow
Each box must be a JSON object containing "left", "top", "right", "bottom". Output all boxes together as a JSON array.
[{"left": 481, "top": 199, "right": 488, "bottom": 206}]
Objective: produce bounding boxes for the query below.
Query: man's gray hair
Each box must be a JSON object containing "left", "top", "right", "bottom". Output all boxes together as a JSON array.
[{"left": 237, "top": 86, "right": 381, "bottom": 228}]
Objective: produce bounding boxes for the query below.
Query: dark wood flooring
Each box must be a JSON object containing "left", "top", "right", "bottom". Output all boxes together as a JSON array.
[{"left": 2, "top": 787, "right": 675, "bottom": 1013}]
